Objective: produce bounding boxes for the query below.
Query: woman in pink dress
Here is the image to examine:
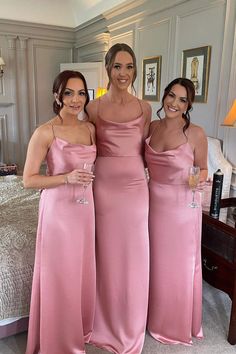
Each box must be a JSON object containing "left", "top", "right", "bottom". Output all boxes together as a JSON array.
[
  {"left": 145, "top": 78, "right": 208, "bottom": 345},
  {"left": 87, "top": 43, "right": 151, "bottom": 354},
  {"left": 23, "top": 70, "right": 96, "bottom": 354}
]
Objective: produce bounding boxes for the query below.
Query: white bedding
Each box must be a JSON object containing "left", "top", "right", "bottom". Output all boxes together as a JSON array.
[
  {"left": 0, "top": 176, "right": 39, "bottom": 322},
  {"left": 0, "top": 316, "right": 28, "bottom": 326}
]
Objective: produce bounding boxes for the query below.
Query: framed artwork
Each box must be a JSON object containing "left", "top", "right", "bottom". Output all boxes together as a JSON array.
[
  {"left": 142, "top": 56, "right": 162, "bottom": 102},
  {"left": 88, "top": 89, "right": 94, "bottom": 100},
  {"left": 182, "top": 46, "right": 211, "bottom": 103}
]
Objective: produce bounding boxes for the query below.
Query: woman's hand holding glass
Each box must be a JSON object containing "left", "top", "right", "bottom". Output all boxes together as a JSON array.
[
  {"left": 188, "top": 166, "right": 200, "bottom": 208},
  {"left": 76, "top": 163, "right": 95, "bottom": 204},
  {"left": 64, "top": 163, "right": 95, "bottom": 204}
]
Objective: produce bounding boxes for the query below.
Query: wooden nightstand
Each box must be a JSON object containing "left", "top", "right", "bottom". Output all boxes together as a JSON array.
[{"left": 202, "top": 198, "right": 236, "bottom": 345}]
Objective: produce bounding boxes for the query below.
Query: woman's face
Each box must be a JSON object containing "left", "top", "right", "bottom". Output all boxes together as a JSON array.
[
  {"left": 163, "top": 84, "right": 188, "bottom": 119},
  {"left": 59, "top": 78, "right": 87, "bottom": 116},
  {"left": 109, "top": 51, "right": 134, "bottom": 91}
]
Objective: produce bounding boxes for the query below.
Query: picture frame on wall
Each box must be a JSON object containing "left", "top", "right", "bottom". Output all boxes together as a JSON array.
[
  {"left": 142, "top": 56, "right": 162, "bottom": 102},
  {"left": 182, "top": 46, "right": 211, "bottom": 103},
  {"left": 88, "top": 89, "right": 94, "bottom": 100}
]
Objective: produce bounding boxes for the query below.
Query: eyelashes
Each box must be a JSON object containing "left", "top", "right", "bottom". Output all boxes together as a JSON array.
[
  {"left": 63, "top": 90, "right": 72, "bottom": 96},
  {"left": 113, "top": 64, "right": 134, "bottom": 70},
  {"left": 63, "top": 90, "right": 86, "bottom": 97},
  {"left": 168, "top": 93, "right": 187, "bottom": 103}
]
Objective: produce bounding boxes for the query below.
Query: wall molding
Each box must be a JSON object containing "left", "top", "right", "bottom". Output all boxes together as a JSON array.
[
  {"left": 0, "top": 114, "right": 8, "bottom": 163},
  {"left": 74, "top": 33, "right": 110, "bottom": 50},
  {"left": 0, "top": 103, "right": 14, "bottom": 107},
  {"left": 176, "top": 0, "right": 226, "bottom": 20},
  {"left": 105, "top": 0, "right": 187, "bottom": 26},
  {"left": 0, "top": 19, "right": 74, "bottom": 43},
  {"left": 74, "top": 15, "right": 108, "bottom": 42},
  {"left": 0, "top": 78, "right": 4, "bottom": 96},
  {"left": 136, "top": 17, "right": 172, "bottom": 94},
  {"left": 111, "top": 30, "right": 134, "bottom": 43}
]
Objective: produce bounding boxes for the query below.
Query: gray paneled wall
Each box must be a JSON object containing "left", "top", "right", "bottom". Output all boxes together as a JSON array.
[
  {"left": 74, "top": 0, "right": 236, "bottom": 168},
  {"left": 0, "top": 22, "right": 74, "bottom": 169},
  {"left": 0, "top": 0, "right": 235, "bottom": 174}
]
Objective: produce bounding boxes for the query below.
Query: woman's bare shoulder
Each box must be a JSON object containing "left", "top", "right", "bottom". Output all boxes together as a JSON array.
[
  {"left": 87, "top": 99, "right": 99, "bottom": 123},
  {"left": 150, "top": 118, "right": 161, "bottom": 128},
  {"left": 139, "top": 99, "right": 152, "bottom": 126},
  {"left": 188, "top": 123, "right": 207, "bottom": 146},
  {"left": 31, "top": 119, "right": 55, "bottom": 142},
  {"left": 139, "top": 99, "right": 151, "bottom": 113},
  {"left": 85, "top": 121, "right": 95, "bottom": 133},
  {"left": 149, "top": 119, "right": 161, "bottom": 135},
  {"left": 188, "top": 123, "right": 206, "bottom": 138}
]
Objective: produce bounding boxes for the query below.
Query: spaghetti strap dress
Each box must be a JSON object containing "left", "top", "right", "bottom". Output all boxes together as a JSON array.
[
  {"left": 25, "top": 125, "right": 96, "bottom": 354},
  {"left": 145, "top": 137, "right": 203, "bottom": 345},
  {"left": 89, "top": 102, "right": 149, "bottom": 354}
]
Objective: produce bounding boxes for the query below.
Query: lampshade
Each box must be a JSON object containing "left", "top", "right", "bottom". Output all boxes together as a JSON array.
[
  {"left": 96, "top": 87, "right": 107, "bottom": 98},
  {"left": 0, "top": 56, "right": 5, "bottom": 77},
  {"left": 222, "top": 99, "right": 236, "bottom": 126},
  {"left": 0, "top": 57, "right": 5, "bottom": 66}
]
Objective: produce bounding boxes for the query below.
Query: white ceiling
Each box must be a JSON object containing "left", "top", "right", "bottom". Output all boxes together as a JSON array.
[{"left": 0, "top": 0, "right": 128, "bottom": 28}]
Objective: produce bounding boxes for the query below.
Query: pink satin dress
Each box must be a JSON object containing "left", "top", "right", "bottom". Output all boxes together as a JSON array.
[
  {"left": 89, "top": 111, "right": 149, "bottom": 354},
  {"left": 26, "top": 130, "right": 96, "bottom": 354},
  {"left": 145, "top": 138, "right": 203, "bottom": 345}
]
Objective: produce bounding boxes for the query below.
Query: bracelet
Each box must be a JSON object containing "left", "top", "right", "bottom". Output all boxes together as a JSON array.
[{"left": 64, "top": 175, "right": 69, "bottom": 184}]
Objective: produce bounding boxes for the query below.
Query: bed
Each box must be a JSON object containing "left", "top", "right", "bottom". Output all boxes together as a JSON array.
[{"left": 0, "top": 175, "right": 40, "bottom": 338}]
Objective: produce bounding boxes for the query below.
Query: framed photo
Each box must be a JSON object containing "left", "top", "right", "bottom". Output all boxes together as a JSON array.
[
  {"left": 182, "top": 46, "right": 211, "bottom": 103},
  {"left": 88, "top": 89, "right": 94, "bottom": 100},
  {"left": 142, "top": 56, "right": 162, "bottom": 102}
]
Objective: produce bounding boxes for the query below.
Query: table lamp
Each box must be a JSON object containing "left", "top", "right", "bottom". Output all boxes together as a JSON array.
[
  {"left": 0, "top": 56, "right": 5, "bottom": 78},
  {"left": 96, "top": 87, "right": 107, "bottom": 98},
  {"left": 222, "top": 99, "right": 236, "bottom": 126}
]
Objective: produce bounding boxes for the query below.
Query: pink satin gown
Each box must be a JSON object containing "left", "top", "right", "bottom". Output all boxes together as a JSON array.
[
  {"left": 89, "top": 111, "right": 149, "bottom": 354},
  {"left": 145, "top": 138, "right": 203, "bottom": 345},
  {"left": 25, "top": 133, "right": 96, "bottom": 354}
]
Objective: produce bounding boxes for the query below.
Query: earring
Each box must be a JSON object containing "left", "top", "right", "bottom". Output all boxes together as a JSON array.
[
  {"left": 56, "top": 99, "right": 62, "bottom": 107},
  {"left": 77, "top": 110, "right": 85, "bottom": 121}
]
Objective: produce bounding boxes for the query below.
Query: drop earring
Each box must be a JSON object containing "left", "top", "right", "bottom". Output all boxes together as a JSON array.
[
  {"left": 56, "top": 99, "right": 62, "bottom": 107},
  {"left": 54, "top": 93, "right": 62, "bottom": 107},
  {"left": 77, "top": 110, "right": 85, "bottom": 121}
]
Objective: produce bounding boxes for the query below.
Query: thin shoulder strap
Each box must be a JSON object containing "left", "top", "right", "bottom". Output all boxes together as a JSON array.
[
  {"left": 137, "top": 98, "right": 144, "bottom": 116},
  {"left": 51, "top": 124, "right": 56, "bottom": 139},
  {"left": 85, "top": 122, "right": 95, "bottom": 145}
]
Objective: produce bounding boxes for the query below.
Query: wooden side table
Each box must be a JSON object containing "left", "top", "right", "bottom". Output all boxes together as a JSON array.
[{"left": 202, "top": 198, "right": 236, "bottom": 345}]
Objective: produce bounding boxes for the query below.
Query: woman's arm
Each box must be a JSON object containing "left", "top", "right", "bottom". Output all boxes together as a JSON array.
[
  {"left": 23, "top": 126, "right": 94, "bottom": 190},
  {"left": 141, "top": 100, "right": 152, "bottom": 139},
  {"left": 23, "top": 125, "right": 68, "bottom": 189},
  {"left": 191, "top": 126, "right": 208, "bottom": 182}
]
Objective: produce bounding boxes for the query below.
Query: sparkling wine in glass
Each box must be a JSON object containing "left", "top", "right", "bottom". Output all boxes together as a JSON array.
[
  {"left": 188, "top": 166, "right": 200, "bottom": 208},
  {"left": 76, "top": 162, "right": 94, "bottom": 205}
]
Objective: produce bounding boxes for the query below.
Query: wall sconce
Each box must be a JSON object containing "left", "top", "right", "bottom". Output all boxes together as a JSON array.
[
  {"left": 0, "top": 57, "right": 5, "bottom": 78},
  {"left": 96, "top": 87, "right": 107, "bottom": 98},
  {"left": 222, "top": 99, "right": 236, "bottom": 127}
]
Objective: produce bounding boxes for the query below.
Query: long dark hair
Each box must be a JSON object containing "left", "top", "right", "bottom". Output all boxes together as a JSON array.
[
  {"left": 157, "top": 77, "right": 195, "bottom": 133},
  {"left": 105, "top": 43, "right": 137, "bottom": 91},
  {"left": 52, "top": 70, "right": 89, "bottom": 117}
]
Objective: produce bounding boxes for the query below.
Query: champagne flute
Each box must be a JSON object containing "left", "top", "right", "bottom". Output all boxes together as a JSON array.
[
  {"left": 188, "top": 166, "right": 200, "bottom": 208},
  {"left": 76, "top": 162, "right": 94, "bottom": 205}
]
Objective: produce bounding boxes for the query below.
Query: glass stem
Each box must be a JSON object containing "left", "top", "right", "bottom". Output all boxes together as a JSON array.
[
  {"left": 192, "top": 189, "right": 195, "bottom": 204},
  {"left": 82, "top": 185, "right": 86, "bottom": 200}
]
